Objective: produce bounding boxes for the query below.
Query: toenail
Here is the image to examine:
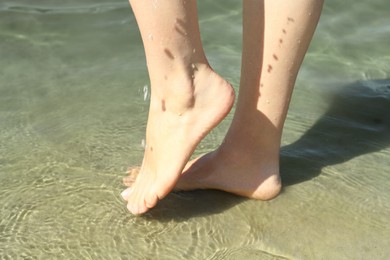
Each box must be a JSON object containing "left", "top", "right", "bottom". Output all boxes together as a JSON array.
[
  {"left": 121, "top": 188, "right": 131, "bottom": 200},
  {"left": 129, "top": 205, "right": 139, "bottom": 215},
  {"left": 127, "top": 203, "right": 134, "bottom": 214}
]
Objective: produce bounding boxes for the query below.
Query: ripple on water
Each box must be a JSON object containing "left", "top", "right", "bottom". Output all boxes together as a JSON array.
[
  {"left": 0, "top": 3, "right": 128, "bottom": 15},
  {"left": 1, "top": 0, "right": 390, "bottom": 258},
  {"left": 1, "top": 160, "right": 121, "bottom": 258},
  {"left": 209, "top": 247, "right": 290, "bottom": 260}
]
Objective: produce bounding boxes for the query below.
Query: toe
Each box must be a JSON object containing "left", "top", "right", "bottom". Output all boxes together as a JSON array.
[
  {"left": 121, "top": 187, "right": 132, "bottom": 201},
  {"left": 145, "top": 192, "right": 159, "bottom": 209},
  {"left": 126, "top": 167, "right": 140, "bottom": 176},
  {"left": 123, "top": 176, "right": 135, "bottom": 187},
  {"left": 127, "top": 200, "right": 148, "bottom": 215}
]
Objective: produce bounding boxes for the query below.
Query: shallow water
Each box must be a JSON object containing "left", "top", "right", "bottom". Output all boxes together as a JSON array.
[{"left": 1, "top": 0, "right": 389, "bottom": 259}]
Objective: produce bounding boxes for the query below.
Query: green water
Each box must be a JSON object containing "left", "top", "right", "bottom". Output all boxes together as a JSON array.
[{"left": 1, "top": 0, "right": 389, "bottom": 259}]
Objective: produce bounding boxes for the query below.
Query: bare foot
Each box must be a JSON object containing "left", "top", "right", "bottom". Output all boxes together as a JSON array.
[
  {"left": 175, "top": 145, "right": 282, "bottom": 200},
  {"left": 121, "top": 65, "right": 235, "bottom": 215},
  {"left": 124, "top": 143, "right": 281, "bottom": 201},
  {"left": 123, "top": 167, "right": 138, "bottom": 187}
]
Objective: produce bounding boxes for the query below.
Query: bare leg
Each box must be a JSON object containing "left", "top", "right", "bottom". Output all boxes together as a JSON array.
[
  {"left": 123, "top": 0, "right": 323, "bottom": 200},
  {"left": 169, "top": 0, "right": 324, "bottom": 198},
  {"left": 121, "top": 0, "right": 235, "bottom": 215}
]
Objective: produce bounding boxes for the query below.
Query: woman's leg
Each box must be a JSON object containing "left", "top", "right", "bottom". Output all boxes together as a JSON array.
[
  {"left": 172, "top": 0, "right": 324, "bottom": 198},
  {"left": 121, "top": 0, "right": 235, "bottom": 215}
]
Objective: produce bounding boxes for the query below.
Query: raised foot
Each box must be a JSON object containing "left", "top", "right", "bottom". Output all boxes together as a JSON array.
[{"left": 121, "top": 66, "right": 235, "bottom": 215}]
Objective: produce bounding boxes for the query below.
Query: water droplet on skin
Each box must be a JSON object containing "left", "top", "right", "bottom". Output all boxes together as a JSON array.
[
  {"left": 191, "top": 63, "right": 196, "bottom": 69},
  {"left": 192, "top": 48, "right": 196, "bottom": 54},
  {"left": 148, "top": 34, "right": 153, "bottom": 41},
  {"left": 308, "top": 12, "right": 312, "bottom": 16},
  {"left": 297, "top": 39, "right": 301, "bottom": 44},
  {"left": 143, "top": 85, "right": 149, "bottom": 101},
  {"left": 178, "top": 113, "right": 182, "bottom": 116},
  {"left": 266, "top": 99, "right": 270, "bottom": 104}
]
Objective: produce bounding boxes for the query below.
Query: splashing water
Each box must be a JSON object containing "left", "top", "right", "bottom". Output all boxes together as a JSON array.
[{"left": 143, "top": 85, "right": 149, "bottom": 101}]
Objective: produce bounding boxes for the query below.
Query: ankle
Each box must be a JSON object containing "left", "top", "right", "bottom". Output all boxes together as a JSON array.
[
  {"left": 210, "top": 145, "right": 282, "bottom": 200},
  {"left": 150, "top": 64, "right": 231, "bottom": 115},
  {"left": 150, "top": 72, "right": 196, "bottom": 115},
  {"left": 222, "top": 129, "right": 280, "bottom": 158}
]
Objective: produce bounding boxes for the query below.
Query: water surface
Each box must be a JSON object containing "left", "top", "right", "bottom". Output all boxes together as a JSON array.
[{"left": 1, "top": 0, "right": 389, "bottom": 259}]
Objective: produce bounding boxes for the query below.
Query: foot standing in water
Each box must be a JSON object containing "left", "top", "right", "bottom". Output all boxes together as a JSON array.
[{"left": 121, "top": 0, "right": 324, "bottom": 215}]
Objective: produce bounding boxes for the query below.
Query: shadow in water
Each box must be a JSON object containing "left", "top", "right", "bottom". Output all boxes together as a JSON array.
[
  {"left": 143, "top": 189, "right": 245, "bottom": 221},
  {"left": 144, "top": 79, "right": 390, "bottom": 221},
  {"left": 281, "top": 79, "right": 390, "bottom": 185}
]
